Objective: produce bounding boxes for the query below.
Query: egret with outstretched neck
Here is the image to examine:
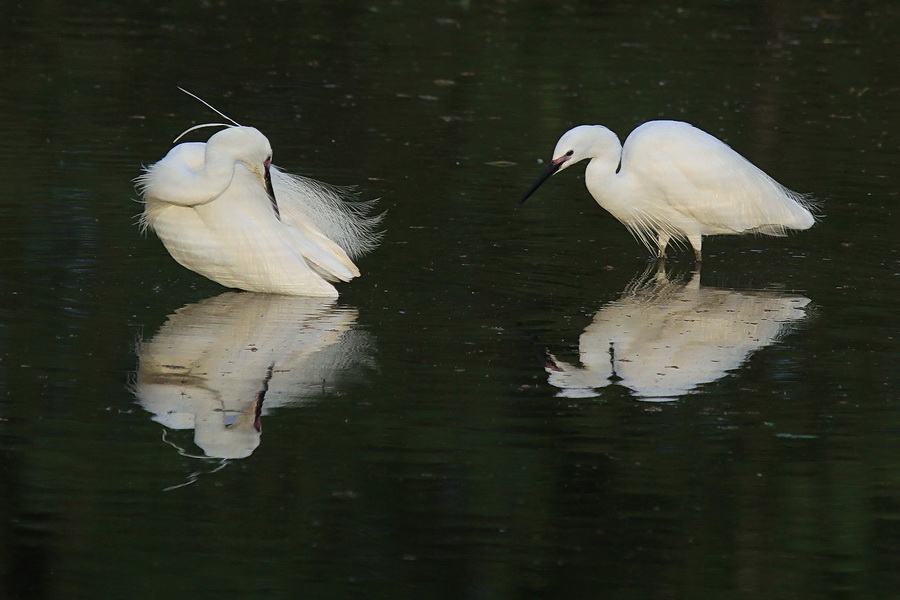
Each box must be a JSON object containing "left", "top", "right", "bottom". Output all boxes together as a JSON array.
[
  {"left": 137, "top": 90, "right": 381, "bottom": 297},
  {"left": 520, "top": 120, "right": 816, "bottom": 261}
]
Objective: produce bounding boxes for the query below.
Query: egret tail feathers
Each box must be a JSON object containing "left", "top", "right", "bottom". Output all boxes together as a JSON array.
[{"left": 285, "top": 222, "right": 361, "bottom": 283}]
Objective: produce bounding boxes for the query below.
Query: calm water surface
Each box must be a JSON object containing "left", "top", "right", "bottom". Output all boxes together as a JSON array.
[{"left": 0, "top": 1, "right": 898, "bottom": 598}]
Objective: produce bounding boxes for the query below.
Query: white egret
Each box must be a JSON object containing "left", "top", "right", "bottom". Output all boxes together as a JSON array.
[
  {"left": 520, "top": 120, "right": 817, "bottom": 261},
  {"left": 137, "top": 92, "right": 381, "bottom": 297}
]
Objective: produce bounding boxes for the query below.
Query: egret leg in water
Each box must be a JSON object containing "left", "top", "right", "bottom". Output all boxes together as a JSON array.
[
  {"left": 520, "top": 120, "right": 817, "bottom": 261},
  {"left": 137, "top": 90, "right": 382, "bottom": 297}
]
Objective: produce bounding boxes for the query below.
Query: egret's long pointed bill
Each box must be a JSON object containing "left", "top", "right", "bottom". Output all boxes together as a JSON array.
[
  {"left": 519, "top": 156, "right": 567, "bottom": 206},
  {"left": 264, "top": 162, "right": 280, "bottom": 219}
]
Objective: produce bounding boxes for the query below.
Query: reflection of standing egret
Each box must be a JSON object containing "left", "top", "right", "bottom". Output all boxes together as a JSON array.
[
  {"left": 137, "top": 91, "right": 382, "bottom": 296},
  {"left": 134, "top": 292, "right": 374, "bottom": 459},
  {"left": 520, "top": 121, "right": 817, "bottom": 261},
  {"left": 537, "top": 266, "right": 811, "bottom": 401}
]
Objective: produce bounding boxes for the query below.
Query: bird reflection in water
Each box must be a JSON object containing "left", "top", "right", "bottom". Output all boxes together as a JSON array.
[
  {"left": 537, "top": 265, "right": 811, "bottom": 401},
  {"left": 133, "top": 292, "right": 374, "bottom": 465}
]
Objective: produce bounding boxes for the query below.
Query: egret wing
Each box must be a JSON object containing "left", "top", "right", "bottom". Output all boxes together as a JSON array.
[{"left": 624, "top": 122, "right": 814, "bottom": 234}]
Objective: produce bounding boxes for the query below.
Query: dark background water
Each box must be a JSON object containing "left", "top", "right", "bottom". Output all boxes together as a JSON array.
[{"left": 0, "top": 1, "right": 898, "bottom": 598}]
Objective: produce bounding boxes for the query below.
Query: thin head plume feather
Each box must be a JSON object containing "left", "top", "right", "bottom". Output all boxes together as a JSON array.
[
  {"left": 177, "top": 88, "right": 241, "bottom": 124},
  {"left": 171, "top": 88, "right": 242, "bottom": 142},
  {"left": 172, "top": 122, "right": 234, "bottom": 144}
]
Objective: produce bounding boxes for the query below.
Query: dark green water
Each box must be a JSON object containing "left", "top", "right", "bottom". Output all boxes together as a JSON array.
[{"left": 1, "top": 1, "right": 898, "bottom": 598}]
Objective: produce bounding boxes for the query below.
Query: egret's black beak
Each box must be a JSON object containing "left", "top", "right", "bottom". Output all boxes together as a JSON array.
[
  {"left": 518, "top": 155, "right": 568, "bottom": 207},
  {"left": 264, "top": 160, "right": 280, "bottom": 219}
]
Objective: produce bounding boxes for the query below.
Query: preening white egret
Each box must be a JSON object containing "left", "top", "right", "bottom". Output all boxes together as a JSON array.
[
  {"left": 135, "top": 292, "right": 369, "bottom": 459},
  {"left": 137, "top": 91, "right": 381, "bottom": 296},
  {"left": 520, "top": 120, "right": 817, "bottom": 261}
]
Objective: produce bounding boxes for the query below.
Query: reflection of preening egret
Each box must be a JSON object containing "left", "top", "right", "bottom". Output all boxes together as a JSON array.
[
  {"left": 135, "top": 292, "right": 374, "bottom": 459},
  {"left": 137, "top": 93, "right": 381, "bottom": 296},
  {"left": 539, "top": 267, "right": 811, "bottom": 401},
  {"left": 520, "top": 121, "right": 817, "bottom": 261}
]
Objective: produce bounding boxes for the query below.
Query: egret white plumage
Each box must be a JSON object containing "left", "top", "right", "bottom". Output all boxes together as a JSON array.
[
  {"left": 137, "top": 91, "right": 381, "bottom": 297},
  {"left": 520, "top": 120, "right": 817, "bottom": 261}
]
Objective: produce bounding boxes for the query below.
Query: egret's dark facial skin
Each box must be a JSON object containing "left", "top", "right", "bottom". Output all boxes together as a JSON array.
[
  {"left": 264, "top": 157, "right": 280, "bottom": 219},
  {"left": 518, "top": 153, "right": 572, "bottom": 206}
]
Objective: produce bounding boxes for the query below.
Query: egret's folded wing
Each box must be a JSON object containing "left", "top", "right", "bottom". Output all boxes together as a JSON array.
[{"left": 624, "top": 122, "right": 816, "bottom": 234}]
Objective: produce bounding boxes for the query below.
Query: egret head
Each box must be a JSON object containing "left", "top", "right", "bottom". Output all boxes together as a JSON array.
[
  {"left": 519, "top": 125, "right": 621, "bottom": 206},
  {"left": 554, "top": 126, "right": 620, "bottom": 170},
  {"left": 206, "top": 126, "right": 279, "bottom": 217},
  {"left": 206, "top": 126, "right": 273, "bottom": 170}
]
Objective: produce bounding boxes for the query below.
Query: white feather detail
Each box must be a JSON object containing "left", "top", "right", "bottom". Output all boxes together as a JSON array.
[{"left": 270, "top": 167, "right": 384, "bottom": 260}]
